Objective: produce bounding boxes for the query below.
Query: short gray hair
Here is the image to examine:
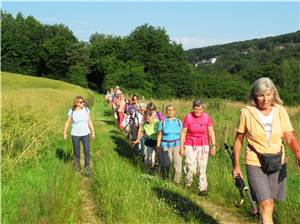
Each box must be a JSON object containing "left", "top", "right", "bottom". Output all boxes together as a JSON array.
[
  {"left": 249, "top": 77, "right": 282, "bottom": 105},
  {"left": 166, "top": 104, "right": 175, "bottom": 111},
  {"left": 192, "top": 99, "right": 205, "bottom": 108},
  {"left": 138, "top": 103, "right": 147, "bottom": 110}
]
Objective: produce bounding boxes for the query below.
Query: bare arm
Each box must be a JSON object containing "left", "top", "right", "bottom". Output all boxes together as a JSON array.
[
  {"left": 157, "top": 131, "right": 162, "bottom": 148},
  {"left": 180, "top": 127, "right": 187, "bottom": 157},
  {"left": 233, "top": 132, "right": 245, "bottom": 178},
  {"left": 63, "top": 116, "right": 72, "bottom": 140},
  {"left": 133, "top": 126, "right": 144, "bottom": 144},
  {"left": 88, "top": 114, "right": 95, "bottom": 139},
  {"left": 208, "top": 126, "right": 216, "bottom": 156},
  {"left": 283, "top": 131, "right": 300, "bottom": 168}
]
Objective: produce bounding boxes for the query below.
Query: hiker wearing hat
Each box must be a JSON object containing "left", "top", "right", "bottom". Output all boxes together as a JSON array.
[
  {"left": 157, "top": 104, "right": 183, "bottom": 183},
  {"left": 180, "top": 99, "right": 216, "bottom": 195},
  {"left": 232, "top": 77, "right": 300, "bottom": 224},
  {"left": 63, "top": 96, "right": 95, "bottom": 176}
]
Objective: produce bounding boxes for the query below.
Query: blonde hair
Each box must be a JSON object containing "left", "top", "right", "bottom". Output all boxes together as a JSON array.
[
  {"left": 249, "top": 77, "right": 283, "bottom": 105},
  {"left": 72, "top": 96, "right": 85, "bottom": 110}
]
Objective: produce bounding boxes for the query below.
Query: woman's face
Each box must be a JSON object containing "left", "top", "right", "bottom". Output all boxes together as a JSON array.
[
  {"left": 76, "top": 99, "right": 85, "bottom": 108},
  {"left": 256, "top": 90, "right": 274, "bottom": 110},
  {"left": 140, "top": 108, "right": 146, "bottom": 114},
  {"left": 132, "top": 97, "right": 139, "bottom": 105},
  {"left": 193, "top": 105, "right": 203, "bottom": 117},
  {"left": 166, "top": 107, "right": 176, "bottom": 118},
  {"left": 145, "top": 115, "right": 154, "bottom": 124}
]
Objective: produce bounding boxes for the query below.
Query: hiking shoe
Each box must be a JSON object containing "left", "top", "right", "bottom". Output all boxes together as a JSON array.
[
  {"left": 75, "top": 166, "right": 81, "bottom": 172},
  {"left": 198, "top": 190, "right": 208, "bottom": 196},
  {"left": 185, "top": 182, "right": 192, "bottom": 188},
  {"left": 83, "top": 167, "right": 92, "bottom": 177}
]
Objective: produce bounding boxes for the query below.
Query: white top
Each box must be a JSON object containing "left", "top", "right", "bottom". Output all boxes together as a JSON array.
[
  {"left": 257, "top": 108, "right": 274, "bottom": 143},
  {"left": 68, "top": 107, "right": 90, "bottom": 136}
]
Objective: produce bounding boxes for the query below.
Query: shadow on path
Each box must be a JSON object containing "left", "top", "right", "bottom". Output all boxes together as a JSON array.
[
  {"left": 55, "top": 147, "right": 72, "bottom": 163},
  {"left": 153, "top": 187, "right": 218, "bottom": 224},
  {"left": 110, "top": 130, "right": 144, "bottom": 169}
]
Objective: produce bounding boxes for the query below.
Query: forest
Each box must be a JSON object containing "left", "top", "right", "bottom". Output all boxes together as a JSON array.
[{"left": 2, "top": 11, "right": 300, "bottom": 104}]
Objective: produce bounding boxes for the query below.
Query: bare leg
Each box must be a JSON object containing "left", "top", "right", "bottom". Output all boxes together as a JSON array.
[{"left": 259, "top": 199, "right": 274, "bottom": 224}]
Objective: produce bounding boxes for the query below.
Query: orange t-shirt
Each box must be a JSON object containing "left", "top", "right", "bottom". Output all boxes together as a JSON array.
[{"left": 236, "top": 104, "right": 294, "bottom": 166}]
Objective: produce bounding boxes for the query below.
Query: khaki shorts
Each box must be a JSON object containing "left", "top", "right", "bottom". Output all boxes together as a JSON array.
[{"left": 246, "top": 164, "right": 287, "bottom": 202}]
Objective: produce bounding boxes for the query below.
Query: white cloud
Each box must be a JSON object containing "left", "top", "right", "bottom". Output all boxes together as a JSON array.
[{"left": 171, "top": 36, "right": 236, "bottom": 50}]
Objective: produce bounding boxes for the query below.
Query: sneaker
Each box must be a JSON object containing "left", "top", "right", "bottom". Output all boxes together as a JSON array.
[{"left": 198, "top": 190, "right": 208, "bottom": 196}]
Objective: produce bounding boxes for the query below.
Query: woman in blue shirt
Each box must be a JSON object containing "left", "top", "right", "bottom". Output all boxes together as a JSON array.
[{"left": 157, "top": 104, "right": 182, "bottom": 183}]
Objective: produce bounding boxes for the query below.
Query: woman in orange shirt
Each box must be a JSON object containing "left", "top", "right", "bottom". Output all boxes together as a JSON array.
[{"left": 233, "top": 77, "right": 300, "bottom": 224}]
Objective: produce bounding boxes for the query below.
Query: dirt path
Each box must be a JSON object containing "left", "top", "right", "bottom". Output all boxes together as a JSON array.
[
  {"left": 77, "top": 174, "right": 102, "bottom": 224},
  {"left": 191, "top": 194, "right": 256, "bottom": 224}
]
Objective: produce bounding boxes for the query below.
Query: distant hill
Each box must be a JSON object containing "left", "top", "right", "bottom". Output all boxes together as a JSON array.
[
  {"left": 186, "top": 31, "right": 300, "bottom": 104},
  {"left": 186, "top": 31, "right": 300, "bottom": 65}
]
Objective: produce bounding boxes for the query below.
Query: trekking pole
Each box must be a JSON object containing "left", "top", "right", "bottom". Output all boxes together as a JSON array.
[{"left": 224, "top": 143, "right": 257, "bottom": 211}]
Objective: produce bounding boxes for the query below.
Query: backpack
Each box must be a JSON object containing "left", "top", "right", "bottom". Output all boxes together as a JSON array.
[
  {"left": 156, "top": 111, "right": 164, "bottom": 121},
  {"left": 161, "top": 118, "right": 182, "bottom": 130},
  {"left": 161, "top": 118, "right": 182, "bottom": 147}
]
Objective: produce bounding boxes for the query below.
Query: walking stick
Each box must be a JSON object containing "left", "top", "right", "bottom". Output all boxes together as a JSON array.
[{"left": 224, "top": 143, "right": 258, "bottom": 211}]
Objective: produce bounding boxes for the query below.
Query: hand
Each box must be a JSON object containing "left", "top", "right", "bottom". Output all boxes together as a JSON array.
[
  {"left": 91, "top": 133, "right": 95, "bottom": 140},
  {"left": 296, "top": 152, "right": 300, "bottom": 168},
  {"left": 179, "top": 147, "right": 185, "bottom": 157},
  {"left": 232, "top": 167, "right": 243, "bottom": 179},
  {"left": 63, "top": 133, "right": 67, "bottom": 140},
  {"left": 210, "top": 146, "right": 216, "bottom": 156},
  {"left": 132, "top": 139, "right": 139, "bottom": 145}
]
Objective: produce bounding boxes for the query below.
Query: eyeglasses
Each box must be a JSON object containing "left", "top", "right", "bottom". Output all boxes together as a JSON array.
[{"left": 78, "top": 101, "right": 84, "bottom": 104}]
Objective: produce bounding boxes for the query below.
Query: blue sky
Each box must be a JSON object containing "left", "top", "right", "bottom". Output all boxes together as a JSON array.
[{"left": 2, "top": 1, "right": 299, "bottom": 49}]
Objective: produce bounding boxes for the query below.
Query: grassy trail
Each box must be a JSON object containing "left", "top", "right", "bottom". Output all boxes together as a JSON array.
[{"left": 77, "top": 176, "right": 102, "bottom": 224}]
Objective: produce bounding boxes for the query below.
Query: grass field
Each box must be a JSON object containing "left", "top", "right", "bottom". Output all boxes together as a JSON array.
[
  {"left": 2, "top": 72, "right": 299, "bottom": 223},
  {"left": 2, "top": 72, "right": 88, "bottom": 223}
]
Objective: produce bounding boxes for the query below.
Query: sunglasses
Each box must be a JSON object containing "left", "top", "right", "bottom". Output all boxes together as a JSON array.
[{"left": 78, "top": 101, "right": 84, "bottom": 104}]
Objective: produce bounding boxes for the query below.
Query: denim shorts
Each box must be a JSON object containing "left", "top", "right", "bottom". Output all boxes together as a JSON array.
[{"left": 246, "top": 164, "right": 286, "bottom": 202}]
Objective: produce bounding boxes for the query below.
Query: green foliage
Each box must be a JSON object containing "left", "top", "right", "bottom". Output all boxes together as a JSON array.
[
  {"left": 193, "top": 71, "right": 250, "bottom": 101},
  {"left": 2, "top": 10, "right": 299, "bottom": 103},
  {"left": 66, "top": 64, "right": 88, "bottom": 87},
  {"left": 187, "top": 30, "right": 300, "bottom": 104},
  {"left": 1, "top": 11, "right": 89, "bottom": 87}
]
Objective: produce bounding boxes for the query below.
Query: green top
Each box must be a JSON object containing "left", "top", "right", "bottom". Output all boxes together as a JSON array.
[{"left": 142, "top": 120, "right": 160, "bottom": 140}]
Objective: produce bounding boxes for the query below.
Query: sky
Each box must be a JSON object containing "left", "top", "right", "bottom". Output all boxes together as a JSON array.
[{"left": 2, "top": 1, "right": 299, "bottom": 50}]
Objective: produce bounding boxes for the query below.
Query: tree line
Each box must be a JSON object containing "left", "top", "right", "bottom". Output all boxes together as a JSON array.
[
  {"left": 187, "top": 31, "right": 300, "bottom": 104},
  {"left": 2, "top": 11, "right": 299, "bottom": 104}
]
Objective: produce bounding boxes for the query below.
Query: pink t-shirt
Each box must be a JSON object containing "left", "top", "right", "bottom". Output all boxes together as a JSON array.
[{"left": 183, "top": 112, "right": 213, "bottom": 146}]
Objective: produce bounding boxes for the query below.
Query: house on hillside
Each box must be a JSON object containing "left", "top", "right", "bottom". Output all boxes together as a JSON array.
[{"left": 195, "top": 56, "right": 217, "bottom": 67}]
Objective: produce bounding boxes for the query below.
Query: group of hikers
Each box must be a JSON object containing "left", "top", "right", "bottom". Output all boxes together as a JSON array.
[
  {"left": 106, "top": 86, "right": 216, "bottom": 195},
  {"left": 65, "top": 77, "right": 300, "bottom": 224}
]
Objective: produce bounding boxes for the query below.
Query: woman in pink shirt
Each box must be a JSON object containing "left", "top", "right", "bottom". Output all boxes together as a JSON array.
[{"left": 180, "top": 99, "right": 216, "bottom": 195}]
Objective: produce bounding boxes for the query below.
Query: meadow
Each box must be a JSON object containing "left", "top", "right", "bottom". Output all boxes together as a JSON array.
[
  {"left": 2, "top": 72, "right": 299, "bottom": 223},
  {"left": 2, "top": 72, "right": 89, "bottom": 223}
]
